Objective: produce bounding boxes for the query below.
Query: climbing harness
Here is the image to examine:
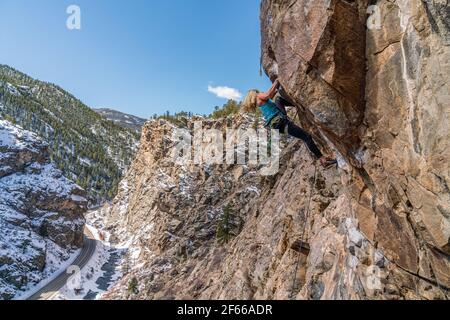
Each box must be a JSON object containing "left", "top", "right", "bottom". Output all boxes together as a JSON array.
[{"left": 290, "top": 160, "right": 318, "bottom": 299}]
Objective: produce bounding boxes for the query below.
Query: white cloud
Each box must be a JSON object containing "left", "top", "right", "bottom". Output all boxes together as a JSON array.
[{"left": 208, "top": 85, "right": 242, "bottom": 100}]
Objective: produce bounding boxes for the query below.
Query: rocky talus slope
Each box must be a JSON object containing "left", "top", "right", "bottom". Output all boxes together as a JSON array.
[
  {"left": 99, "top": 0, "right": 448, "bottom": 300},
  {"left": 0, "top": 120, "right": 87, "bottom": 300}
]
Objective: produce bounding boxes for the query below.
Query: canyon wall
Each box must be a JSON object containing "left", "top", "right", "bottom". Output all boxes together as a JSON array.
[{"left": 102, "top": 116, "right": 356, "bottom": 299}]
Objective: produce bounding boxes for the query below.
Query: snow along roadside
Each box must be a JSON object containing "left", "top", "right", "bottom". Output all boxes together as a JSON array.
[
  {"left": 14, "top": 247, "right": 81, "bottom": 300},
  {"left": 52, "top": 224, "right": 125, "bottom": 300}
]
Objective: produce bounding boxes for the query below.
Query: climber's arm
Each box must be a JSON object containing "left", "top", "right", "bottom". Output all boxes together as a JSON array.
[{"left": 257, "top": 79, "right": 280, "bottom": 103}]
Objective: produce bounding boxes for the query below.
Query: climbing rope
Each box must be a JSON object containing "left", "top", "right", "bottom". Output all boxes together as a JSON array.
[
  {"left": 290, "top": 160, "right": 318, "bottom": 299},
  {"left": 260, "top": 53, "right": 263, "bottom": 77},
  {"left": 425, "top": 246, "right": 448, "bottom": 299}
]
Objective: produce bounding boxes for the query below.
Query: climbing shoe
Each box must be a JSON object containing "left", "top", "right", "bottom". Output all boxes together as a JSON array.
[{"left": 320, "top": 157, "right": 337, "bottom": 168}]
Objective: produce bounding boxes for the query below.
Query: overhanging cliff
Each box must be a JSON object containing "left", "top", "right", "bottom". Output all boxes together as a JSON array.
[
  {"left": 261, "top": 0, "right": 368, "bottom": 157},
  {"left": 261, "top": 0, "right": 450, "bottom": 297}
]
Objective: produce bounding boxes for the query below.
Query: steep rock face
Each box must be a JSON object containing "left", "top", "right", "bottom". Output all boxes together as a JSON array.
[
  {"left": 261, "top": 0, "right": 449, "bottom": 298},
  {"left": 0, "top": 120, "right": 87, "bottom": 300},
  {"left": 261, "top": 0, "right": 369, "bottom": 155},
  {"left": 101, "top": 115, "right": 446, "bottom": 300}
]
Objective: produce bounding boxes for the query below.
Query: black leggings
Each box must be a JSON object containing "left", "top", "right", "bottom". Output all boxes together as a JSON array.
[{"left": 272, "top": 96, "right": 323, "bottom": 159}]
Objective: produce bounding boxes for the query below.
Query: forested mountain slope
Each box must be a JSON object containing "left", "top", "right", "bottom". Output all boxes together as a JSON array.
[
  {"left": 0, "top": 65, "right": 140, "bottom": 201},
  {"left": 94, "top": 108, "right": 146, "bottom": 134}
]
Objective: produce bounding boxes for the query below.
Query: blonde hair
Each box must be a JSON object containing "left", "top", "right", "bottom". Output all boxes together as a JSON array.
[{"left": 241, "top": 90, "right": 260, "bottom": 113}]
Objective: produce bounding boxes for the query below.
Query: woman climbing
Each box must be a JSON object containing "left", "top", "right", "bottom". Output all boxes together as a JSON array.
[{"left": 242, "top": 79, "right": 336, "bottom": 168}]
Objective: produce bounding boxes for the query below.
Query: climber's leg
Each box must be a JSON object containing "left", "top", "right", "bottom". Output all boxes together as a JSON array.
[
  {"left": 275, "top": 95, "right": 294, "bottom": 107},
  {"left": 278, "top": 87, "right": 296, "bottom": 106},
  {"left": 286, "top": 121, "right": 323, "bottom": 159}
]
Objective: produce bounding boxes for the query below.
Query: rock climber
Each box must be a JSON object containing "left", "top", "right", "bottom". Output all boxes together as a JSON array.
[{"left": 242, "top": 79, "right": 336, "bottom": 168}]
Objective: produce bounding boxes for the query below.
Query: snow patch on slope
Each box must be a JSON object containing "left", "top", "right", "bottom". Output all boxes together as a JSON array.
[{"left": 0, "top": 120, "right": 87, "bottom": 300}]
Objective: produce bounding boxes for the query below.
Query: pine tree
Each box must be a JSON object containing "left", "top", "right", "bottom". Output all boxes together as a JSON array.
[
  {"left": 128, "top": 277, "right": 139, "bottom": 295},
  {"left": 216, "top": 204, "right": 238, "bottom": 245}
]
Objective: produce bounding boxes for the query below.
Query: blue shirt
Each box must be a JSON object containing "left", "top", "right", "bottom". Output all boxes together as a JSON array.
[{"left": 259, "top": 99, "right": 282, "bottom": 126}]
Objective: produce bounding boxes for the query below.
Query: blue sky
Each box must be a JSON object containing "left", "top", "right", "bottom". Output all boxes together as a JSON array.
[{"left": 0, "top": 0, "right": 270, "bottom": 118}]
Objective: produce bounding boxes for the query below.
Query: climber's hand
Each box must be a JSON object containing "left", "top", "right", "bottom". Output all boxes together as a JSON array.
[
  {"left": 274, "top": 78, "right": 280, "bottom": 88},
  {"left": 260, "top": 79, "right": 281, "bottom": 101}
]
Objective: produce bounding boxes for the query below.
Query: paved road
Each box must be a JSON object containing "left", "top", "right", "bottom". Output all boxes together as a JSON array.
[{"left": 27, "top": 227, "right": 97, "bottom": 300}]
